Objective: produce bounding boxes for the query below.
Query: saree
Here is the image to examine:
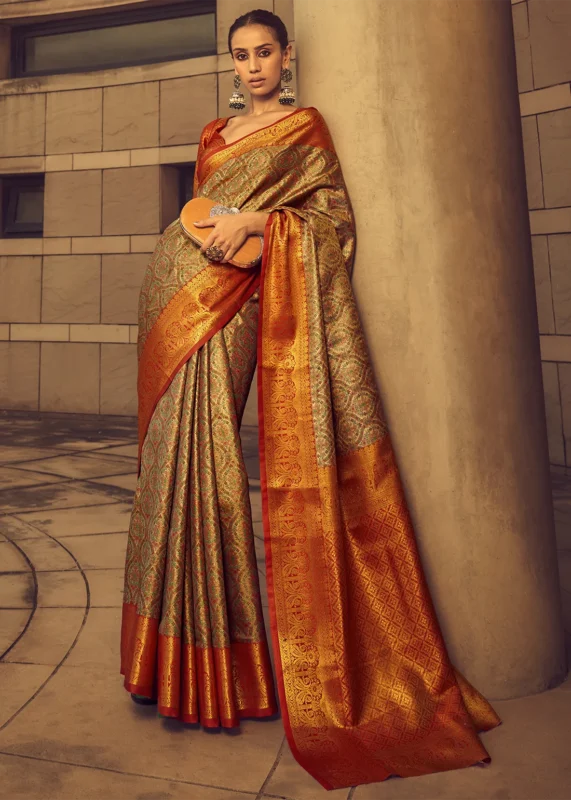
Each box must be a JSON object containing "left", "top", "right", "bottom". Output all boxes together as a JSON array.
[{"left": 121, "top": 106, "right": 500, "bottom": 790}]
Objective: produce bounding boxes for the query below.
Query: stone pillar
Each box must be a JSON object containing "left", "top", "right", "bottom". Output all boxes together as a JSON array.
[{"left": 293, "top": 0, "right": 567, "bottom": 698}]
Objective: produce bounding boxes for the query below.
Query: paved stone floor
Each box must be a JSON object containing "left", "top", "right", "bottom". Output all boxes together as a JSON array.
[{"left": 0, "top": 411, "right": 570, "bottom": 800}]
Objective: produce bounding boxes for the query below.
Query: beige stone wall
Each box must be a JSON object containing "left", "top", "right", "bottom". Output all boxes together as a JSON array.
[
  {"left": 1, "top": 0, "right": 568, "bottom": 448},
  {"left": 0, "top": 0, "right": 294, "bottom": 417},
  {"left": 513, "top": 0, "right": 571, "bottom": 465}
]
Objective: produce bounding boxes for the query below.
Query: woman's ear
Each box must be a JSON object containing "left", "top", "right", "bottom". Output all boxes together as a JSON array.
[{"left": 282, "top": 43, "right": 293, "bottom": 68}]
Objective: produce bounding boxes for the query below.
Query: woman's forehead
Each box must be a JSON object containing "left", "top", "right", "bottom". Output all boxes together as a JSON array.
[{"left": 231, "top": 24, "right": 279, "bottom": 51}]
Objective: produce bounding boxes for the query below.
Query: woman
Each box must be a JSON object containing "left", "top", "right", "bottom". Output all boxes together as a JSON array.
[{"left": 121, "top": 8, "right": 500, "bottom": 791}]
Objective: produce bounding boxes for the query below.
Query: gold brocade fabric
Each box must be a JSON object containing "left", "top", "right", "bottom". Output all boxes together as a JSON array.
[
  {"left": 122, "top": 107, "right": 500, "bottom": 791},
  {"left": 122, "top": 290, "right": 277, "bottom": 725}
]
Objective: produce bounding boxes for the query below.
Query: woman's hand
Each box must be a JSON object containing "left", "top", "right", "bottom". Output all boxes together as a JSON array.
[{"left": 194, "top": 211, "right": 269, "bottom": 263}]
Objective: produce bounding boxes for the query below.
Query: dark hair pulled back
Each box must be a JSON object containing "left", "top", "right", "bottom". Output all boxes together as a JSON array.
[{"left": 227, "top": 8, "right": 289, "bottom": 53}]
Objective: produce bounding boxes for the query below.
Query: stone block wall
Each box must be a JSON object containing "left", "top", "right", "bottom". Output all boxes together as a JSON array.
[
  {"left": 0, "top": 0, "right": 569, "bottom": 470},
  {"left": 513, "top": 0, "right": 571, "bottom": 465},
  {"left": 0, "top": 0, "right": 293, "bottom": 419}
]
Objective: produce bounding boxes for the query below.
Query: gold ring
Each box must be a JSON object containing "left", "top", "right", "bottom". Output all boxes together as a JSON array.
[{"left": 206, "top": 245, "right": 225, "bottom": 262}]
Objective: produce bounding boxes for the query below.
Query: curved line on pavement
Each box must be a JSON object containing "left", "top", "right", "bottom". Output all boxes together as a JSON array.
[
  {"left": 0, "top": 538, "right": 38, "bottom": 661},
  {"left": 0, "top": 529, "right": 91, "bottom": 732}
]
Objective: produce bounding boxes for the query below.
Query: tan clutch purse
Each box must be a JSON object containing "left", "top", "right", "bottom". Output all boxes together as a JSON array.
[{"left": 179, "top": 197, "right": 264, "bottom": 268}]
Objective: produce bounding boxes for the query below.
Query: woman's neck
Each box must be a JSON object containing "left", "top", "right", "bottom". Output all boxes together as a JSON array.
[{"left": 249, "top": 92, "right": 285, "bottom": 116}]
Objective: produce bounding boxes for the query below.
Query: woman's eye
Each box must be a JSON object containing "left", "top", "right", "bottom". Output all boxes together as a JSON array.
[
  {"left": 236, "top": 53, "right": 247, "bottom": 60},
  {"left": 259, "top": 50, "right": 271, "bottom": 57}
]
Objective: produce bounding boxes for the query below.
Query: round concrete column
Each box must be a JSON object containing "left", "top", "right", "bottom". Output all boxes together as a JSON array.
[{"left": 293, "top": 0, "right": 567, "bottom": 698}]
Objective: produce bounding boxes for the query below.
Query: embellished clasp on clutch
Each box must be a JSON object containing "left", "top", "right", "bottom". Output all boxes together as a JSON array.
[
  {"left": 210, "top": 205, "right": 264, "bottom": 265},
  {"left": 179, "top": 198, "right": 264, "bottom": 268}
]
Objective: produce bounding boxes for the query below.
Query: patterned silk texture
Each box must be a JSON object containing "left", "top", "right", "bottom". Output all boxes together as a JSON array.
[{"left": 122, "top": 108, "right": 500, "bottom": 790}]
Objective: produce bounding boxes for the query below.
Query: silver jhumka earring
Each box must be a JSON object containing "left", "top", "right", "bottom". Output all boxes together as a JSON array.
[
  {"left": 229, "top": 74, "right": 246, "bottom": 110},
  {"left": 279, "top": 67, "right": 295, "bottom": 106}
]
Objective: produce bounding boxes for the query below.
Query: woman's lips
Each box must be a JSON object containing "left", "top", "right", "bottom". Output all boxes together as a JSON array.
[{"left": 249, "top": 78, "right": 265, "bottom": 86}]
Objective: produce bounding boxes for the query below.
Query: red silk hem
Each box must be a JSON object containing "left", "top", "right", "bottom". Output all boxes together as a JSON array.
[{"left": 120, "top": 603, "right": 277, "bottom": 729}]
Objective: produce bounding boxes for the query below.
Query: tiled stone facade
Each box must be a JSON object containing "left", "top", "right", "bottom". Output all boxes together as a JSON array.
[
  {"left": 514, "top": 0, "right": 571, "bottom": 466},
  {"left": 0, "top": 0, "right": 293, "bottom": 419},
  {"left": 0, "top": 0, "right": 570, "bottom": 472}
]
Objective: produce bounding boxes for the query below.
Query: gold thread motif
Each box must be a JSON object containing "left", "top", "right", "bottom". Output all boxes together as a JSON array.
[
  {"left": 137, "top": 265, "right": 259, "bottom": 450},
  {"left": 260, "top": 212, "right": 499, "bottom": 789},
  {"left": 123, "top": 107, "right": 500, "bottom": 790}
]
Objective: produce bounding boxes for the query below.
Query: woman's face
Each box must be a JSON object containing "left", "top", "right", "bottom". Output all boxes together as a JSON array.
[{"left": 230, "top": 24, "right": 291, "bottom": 100}]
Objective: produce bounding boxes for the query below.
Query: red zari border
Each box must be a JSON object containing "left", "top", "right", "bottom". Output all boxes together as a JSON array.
[
  {"left": 256, "top": 212, "right": 500, "bottom": 791},
  {"left": 137, "top": 265, "right": 260, "bottom": 461},
  {"left": 121, "top": 603, "right": 277, "bottom": 727}
]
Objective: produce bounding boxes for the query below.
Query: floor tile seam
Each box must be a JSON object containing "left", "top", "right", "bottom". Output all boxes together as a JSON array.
[
  {"left": 84, "top": 473, "right": 137, "bottom": 482},
  {"left": 14, "top": 468, "right": 137, "bottom": 482},
  {"left": 255, "top": 735, "right": 287, "bottom": 800},
  {"left": 0, "top": 605, "right": 121, "bottom": 611},
  {"left": 29, "top": 568, "right": 80, "bottom": 573},
  {"left": 0, "top": 749, "right": 288, "bottom": 798},
  {"left": 6, "top": 595, "right": 123, "bottom": 608},
  {"left": 4, "top": 503, "right": 119, "bottom": 513},
  {"left": 52, "top": 447, "right": 137, "bottom": 456},
  {"left": 0, "top": 473, "right": 77, "bottom": 492},
  {"left": 0, "top": 451, "right": 78, "bottom": 465},
  {"left": 77, "top": 482, "right": 135, "bottom": 497},
  {"left": 0, "top": 482, "right": 77, "bottom": 495},
  {"left": 0, "top": 537, "right": 47, "bottom": 543},
  {"left": 33, "top": 567, "right": 123, "bottom": 573},
  {"left": 0, "top": 570, "right": 34, "bottom": 576},
  {"left": 78, "top": 474, "right": 136, "bottom": 486},
  {"left": 58, "top": 604, "right": 122, "bottom": 609},
  {"left": 0, "top": 538, "right": 38, "bottom": 662},
  {"left": 79, "top": 451, "right": 138, "bottom": 464},
  {"left": 87, "top": 452, "right": 138, "bottom": 460},
  {"left": 83, "top": 567, "right": 124, "bottom": 572},
  {"left": 53, "top": 439, "right": 136, "bottom": 445},
  {"left": 0, "top": 527, "right": 91, "bottom": 732},
  {"left": 0, "top": 463, "right": 78, "bottom": 478},
  {"left": 54, "top": 530, "right": 129, "bottom": 539},
  {"left": 12, "top": 500, "right": 125, "bottom": 518},
  {"left": 3, "top": 660, "right": 87, "bottom": 667},
  {"left": 9, "top": 459, "right": 97, "bottom": 475},
  {"left": 0, "top": 475, "right": 78, "bottom": 492},
  {"left": 91, "top": 442, "right": 138, "bottom": 451}
]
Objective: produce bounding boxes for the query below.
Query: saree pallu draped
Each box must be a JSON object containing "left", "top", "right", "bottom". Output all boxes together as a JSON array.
[{"left": 121, "top": 107, "right": 500, "bottom": 790}]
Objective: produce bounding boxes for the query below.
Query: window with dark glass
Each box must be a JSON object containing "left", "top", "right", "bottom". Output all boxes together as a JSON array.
[
  {"left": 1, "top": 176, "right": 44, "bottom": 238},
  {"left": 11, "top": 2, "right": 215, "bottom": 78}
]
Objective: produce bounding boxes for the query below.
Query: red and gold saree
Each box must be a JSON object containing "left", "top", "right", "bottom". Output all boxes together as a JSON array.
[{"left": 121, "top": 106, "right": 500, "bottom": 790}]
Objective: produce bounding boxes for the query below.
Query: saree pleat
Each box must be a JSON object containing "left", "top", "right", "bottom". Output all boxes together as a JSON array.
[
  {"left": 156, "top": 357, "right": 196, "bottom": 716},
  {"left": 122, "top": 296, "right": 277, "bottom": 726},
  {"left": 123, "top": 107, "right": 500, "bottom": 791}
]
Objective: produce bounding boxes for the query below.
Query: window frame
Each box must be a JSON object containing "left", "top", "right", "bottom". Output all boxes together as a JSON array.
[
  {"left": 11, "top": 1, "right": 216, "bottom": 78},
  {"left": 1, "top": 174, "right": 45, "bottom": 239}
]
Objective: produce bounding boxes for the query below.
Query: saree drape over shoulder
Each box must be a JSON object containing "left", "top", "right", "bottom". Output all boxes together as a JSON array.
[{"left": 121, "top": 107, "right": 500, "bottom": 791}]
